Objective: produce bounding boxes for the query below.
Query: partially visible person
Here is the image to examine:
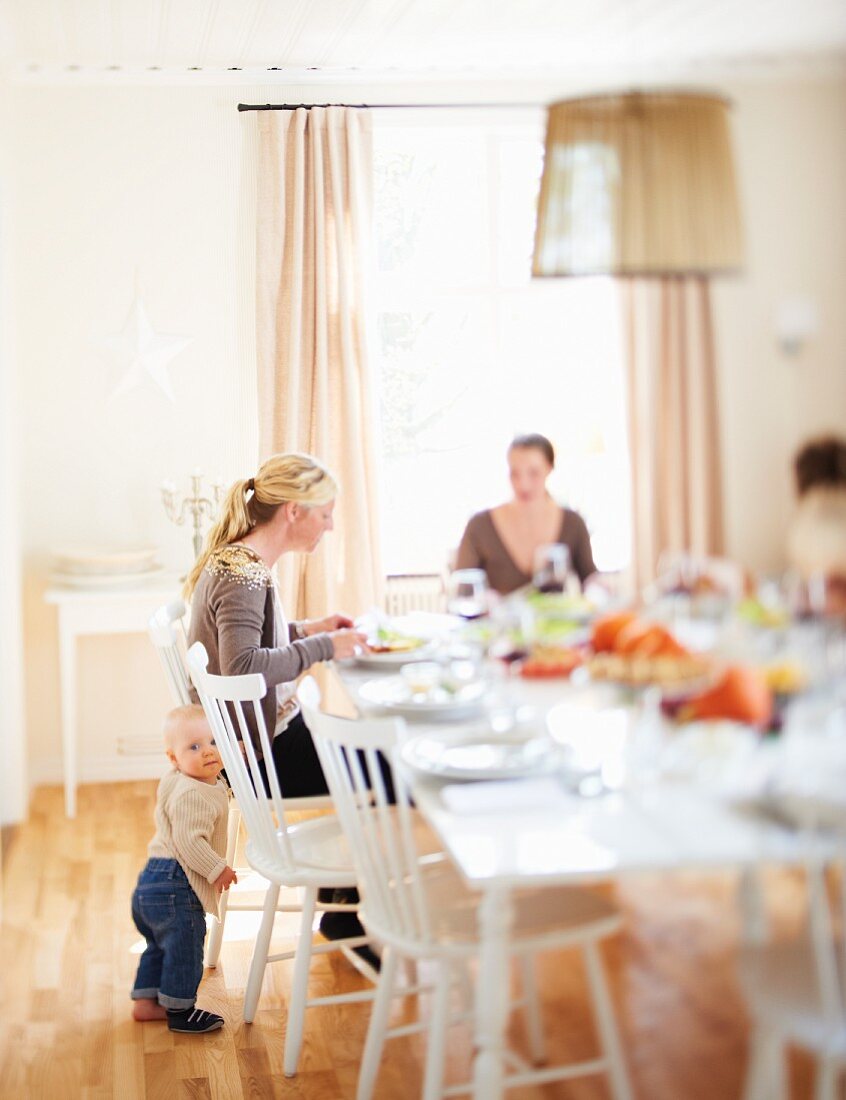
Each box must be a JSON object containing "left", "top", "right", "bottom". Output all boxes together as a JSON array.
[
  {"left": 131, "top": 705, "right": 235, "bottom": 1033},
  {"left": 456, "top": 433, "right": 597, "bottom": 595},
  {"left": 787, "top": 435, "right": 846, "bottom": 616}
]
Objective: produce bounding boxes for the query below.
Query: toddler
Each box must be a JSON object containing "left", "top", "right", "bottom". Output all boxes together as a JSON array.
[{"left": 130, "top": 705, "right": 236, "bottom": 1033}]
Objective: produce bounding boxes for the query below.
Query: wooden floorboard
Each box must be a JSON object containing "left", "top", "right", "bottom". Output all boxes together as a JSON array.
[{"left": 0, "top": 781, "right": 824, "bottom": 1099}]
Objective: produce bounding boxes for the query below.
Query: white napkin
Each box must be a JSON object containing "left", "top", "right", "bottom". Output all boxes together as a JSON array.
[{"left": 441, "top": 777, "right": 566, "bottom": 815}]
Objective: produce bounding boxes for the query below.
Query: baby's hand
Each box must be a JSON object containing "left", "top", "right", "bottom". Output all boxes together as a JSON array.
[{"left": 214, "top": 865, "right": 238, "bottom": 892}]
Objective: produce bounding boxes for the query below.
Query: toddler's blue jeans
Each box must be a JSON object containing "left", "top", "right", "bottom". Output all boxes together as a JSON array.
[{"left": 131, "top": 858, "right": 207, "bottom": 1010}]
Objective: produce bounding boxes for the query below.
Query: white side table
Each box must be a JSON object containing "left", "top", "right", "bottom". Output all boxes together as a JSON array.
[{"left": 45, "top": 578, "right": 182, "bottom": 817}]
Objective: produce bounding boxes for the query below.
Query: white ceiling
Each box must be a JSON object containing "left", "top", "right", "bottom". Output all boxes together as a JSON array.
[{"left": 1, "top": 0, "right": 844, "bottom": 82}]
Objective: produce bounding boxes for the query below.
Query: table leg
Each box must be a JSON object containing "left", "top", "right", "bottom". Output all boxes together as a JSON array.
[
  {"left": 739, "top": 867, "right": 767, "bottom": 944},
  {"left": 58, "top": 619, "right": 78, "bottom": 818},
  {"left": 472, "top": 885, "right": 513, "bottom": 1100}
]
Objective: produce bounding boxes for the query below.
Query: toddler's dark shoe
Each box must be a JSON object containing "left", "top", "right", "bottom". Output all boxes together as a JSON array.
[{"left": 166, "top": 1007, "right": 225, "bottom": 1033}]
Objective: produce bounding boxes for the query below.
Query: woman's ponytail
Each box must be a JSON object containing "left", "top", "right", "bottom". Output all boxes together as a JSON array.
[{"left": 182, "top": 478, "right": 253, "bottom": 598}]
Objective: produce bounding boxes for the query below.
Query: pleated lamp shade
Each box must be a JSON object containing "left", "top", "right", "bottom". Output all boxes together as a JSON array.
[{"left": 532, "top": 91, "right": 743, "bottom": 277}]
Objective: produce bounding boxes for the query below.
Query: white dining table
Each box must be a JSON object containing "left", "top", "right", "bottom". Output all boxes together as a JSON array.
[{"left": 337, "top": 634, "right": 830, "bottom": 1100}]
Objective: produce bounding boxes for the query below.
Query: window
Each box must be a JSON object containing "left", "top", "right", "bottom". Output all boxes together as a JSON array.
[{"left": 372, "top": 114, "right": 631, "bottom": 577}]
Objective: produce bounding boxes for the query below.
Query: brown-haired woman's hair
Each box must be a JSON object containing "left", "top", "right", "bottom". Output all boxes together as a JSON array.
[
  {"left": 182, "top": 452, "right": 338, "bottom": 599},
  {"left": 509, "top": 433, "right": 555, "bottom": 468},
  {"left": 794, "top": 436, "right": 846, "bottom": 497}
]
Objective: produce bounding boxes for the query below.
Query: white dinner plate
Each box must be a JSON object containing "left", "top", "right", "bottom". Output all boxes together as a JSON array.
[
  {"left": 400, "top": 730, "right": 570, "bottom": 781},
  {"left": 351, "top": 641, "right": 438, "bottom": 668},
  {"left": 357, "top": 674, "right": 487, "bottom": 721}
]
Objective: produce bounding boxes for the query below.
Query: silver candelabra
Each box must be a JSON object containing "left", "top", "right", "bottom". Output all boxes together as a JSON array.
[{"left": 161, "top": 471, "right": 224, "bottom": 561}]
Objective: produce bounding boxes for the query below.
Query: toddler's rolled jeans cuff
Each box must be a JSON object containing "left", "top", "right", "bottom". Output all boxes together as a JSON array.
[{"left": 130, "top": 988, "right": 195, "bottom": 1010}]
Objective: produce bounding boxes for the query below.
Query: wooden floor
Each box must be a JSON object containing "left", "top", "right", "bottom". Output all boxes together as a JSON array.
[{"left": 0, "top": 781, "right": 821, "bottom": 1100}]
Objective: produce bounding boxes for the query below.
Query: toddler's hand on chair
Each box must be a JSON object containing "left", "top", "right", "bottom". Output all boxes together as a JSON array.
[{"left": 214, "top": 865, "right": 238, "bottom": 892}]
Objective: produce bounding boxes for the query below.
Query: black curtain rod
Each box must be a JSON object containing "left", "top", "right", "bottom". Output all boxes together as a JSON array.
[{"left": 237, "top": 101, "right": 541, "bottom": 112}]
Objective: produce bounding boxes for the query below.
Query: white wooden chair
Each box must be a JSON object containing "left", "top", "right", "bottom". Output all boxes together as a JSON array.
[
  {"left": 187, "top": 642, "right": 378, "bottom": 1077},
  {"left": 300, "top": 678, "right": 633, "bottom": 1100},
  {"left": 148, "top": 599, "right": 193, "bottom": 706},
  {"left": 740, "top": 848, "right": 846, "bottom": 1100},
  {"left": 147, "top": 601, "right": 333, "bottom": 969}
]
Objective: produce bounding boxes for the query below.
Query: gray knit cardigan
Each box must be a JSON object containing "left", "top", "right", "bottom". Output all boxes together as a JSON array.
[{"left": 188, "top": 545, "right": 333, "bottom": 756}]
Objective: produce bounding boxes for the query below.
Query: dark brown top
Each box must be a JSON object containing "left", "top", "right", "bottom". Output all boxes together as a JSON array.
[{"left": 456, "top": 507, "right": 596, "bottom": 595}]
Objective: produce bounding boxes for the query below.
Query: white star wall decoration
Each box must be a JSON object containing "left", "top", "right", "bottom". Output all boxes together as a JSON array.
[{"left": 105, "top": 298, "right": 193, "bottom": 403}]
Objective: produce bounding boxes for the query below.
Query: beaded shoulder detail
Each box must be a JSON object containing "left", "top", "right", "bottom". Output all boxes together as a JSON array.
[{"left": 204, "top": 545, "right": 272, "bottom": 590}]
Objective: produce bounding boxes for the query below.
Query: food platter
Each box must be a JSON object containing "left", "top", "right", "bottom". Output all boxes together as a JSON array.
[{"left": 351, "top": 640, "right": 438, "bottom": 668}]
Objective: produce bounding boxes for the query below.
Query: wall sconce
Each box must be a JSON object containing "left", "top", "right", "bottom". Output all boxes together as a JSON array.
[
  {"left": 775, "top": 297, "right": 818, "bottom": 356},
  {"left": 532, "top": 90, "right": 744, "bottom": 277}
]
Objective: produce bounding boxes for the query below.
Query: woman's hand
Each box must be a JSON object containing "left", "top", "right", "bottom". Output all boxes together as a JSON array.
[
  {"left": 329, "top": 629, "right": 371, "bottom": 660},
  {"left": 302, "top": 613, "right": 354, "bottom": 635},
  {"left": 214, "top": 865, "right": 238, "bottom": 892}
]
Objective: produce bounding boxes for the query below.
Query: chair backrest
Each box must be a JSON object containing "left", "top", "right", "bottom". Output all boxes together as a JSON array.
[
  {"left": 148, "top": 600, "right": 192, "bottom": 705},
  {"left": 187, "top": 641, "right": 298, "bottom": 875},
  {"left": 300, "top": 679, "right": 436, "bottom": 948}
]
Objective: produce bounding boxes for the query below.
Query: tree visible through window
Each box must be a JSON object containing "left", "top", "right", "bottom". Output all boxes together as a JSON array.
[{"left": 372, "top": 116, "right": 631, "bottom": 577}]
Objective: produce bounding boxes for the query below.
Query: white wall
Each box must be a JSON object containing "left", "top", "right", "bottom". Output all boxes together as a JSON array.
[
  {"left": 714, "top": 76, "right": 846, "bottom": 573},
  {"left": 0, "top": 95, "right": 27, "bottom": 825},
  {"left": 9, "top": 85, "right": 263, "bottom": 790},
  {"left": 3, "top": 71, "right": 845, "bottom": 806}
]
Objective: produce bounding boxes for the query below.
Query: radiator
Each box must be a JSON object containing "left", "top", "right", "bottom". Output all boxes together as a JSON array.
[{"left": 384, "top": 573, "right": 447, "bottom": 616}]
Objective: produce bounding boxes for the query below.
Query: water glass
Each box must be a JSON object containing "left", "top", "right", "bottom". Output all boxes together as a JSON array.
[
  {"left": 447, "top": 568, "right": 490, "bottom": 621},
  {"left": 532, "top": 543, "right": 572, "bottom": 593}
]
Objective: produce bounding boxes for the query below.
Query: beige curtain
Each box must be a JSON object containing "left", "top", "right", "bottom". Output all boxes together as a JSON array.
[
  {"left": 622, "top": 276, "right": 724, "bottom": 590},
  {"left": 256, "top": 107, "right": 383, "bottom": 620}
]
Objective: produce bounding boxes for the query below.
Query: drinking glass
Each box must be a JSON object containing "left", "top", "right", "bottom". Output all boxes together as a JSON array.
[
  {"left": 783, "top": 569, "right": 831, "bottom": 621},
  {"left": 446, "top": 568, "right": 490, "bottom": 621},
  {"left": 532, "top": 543, "right": 572, "bottom": 594},
  {"left": 656, "top": 550, "right": 702, "bottom": 595}
]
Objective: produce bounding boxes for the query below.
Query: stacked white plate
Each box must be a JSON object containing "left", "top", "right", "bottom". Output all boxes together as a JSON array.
[{"left": 50, "top": 546, "right": 165, "bottom": 588}]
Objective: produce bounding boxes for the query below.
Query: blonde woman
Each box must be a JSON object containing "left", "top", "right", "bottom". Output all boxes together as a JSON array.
[
  {"left": 185, "top": 452, "right": 367, "bottom": 798},
  {"left": 185, "top": 453, "right": 378, "bottom": 960}
]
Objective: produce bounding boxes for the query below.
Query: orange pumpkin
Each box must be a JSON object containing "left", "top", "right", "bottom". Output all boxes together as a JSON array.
[
  {"left": 630, "top": 625, "right": 678, "bottom": 658},
  {"left": 652, "top": 634, "right": 688, "bottom": 659},
  {"left": 614, "top": 620, "right": 657, "bottom": 654},
  {"left": 684, "top": 665, "right": 773, "bottom": 728},
  {"left": 591, "top": 611, "right": 638, "bottom": 653}
]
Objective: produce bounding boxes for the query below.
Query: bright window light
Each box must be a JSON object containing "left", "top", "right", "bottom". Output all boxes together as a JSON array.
[{"left": 372, "top": 118, "right": 632, "bottom": 576}]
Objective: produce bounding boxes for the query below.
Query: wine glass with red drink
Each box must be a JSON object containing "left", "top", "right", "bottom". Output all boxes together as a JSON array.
[{"left": 532, "top": 543, "right": 571, "bottom": 594}]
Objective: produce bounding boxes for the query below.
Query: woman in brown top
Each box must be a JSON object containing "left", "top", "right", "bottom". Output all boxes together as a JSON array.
[{"left": 456, "top": 433, "right": 597, "bottom": 595}]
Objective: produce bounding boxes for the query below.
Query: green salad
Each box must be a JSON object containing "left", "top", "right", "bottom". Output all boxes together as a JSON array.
[
  {"left": 525, "top": 591, "right": 594, "bottom": 617},
  {"left": 736, "top": 598, "right": 788, "bottom": 628},
  {"left": 373, "top": 624, "right": 425, "bottom": 650},
  {"left": 524, "top": 591, "right": 593, "bottom": 641}
]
